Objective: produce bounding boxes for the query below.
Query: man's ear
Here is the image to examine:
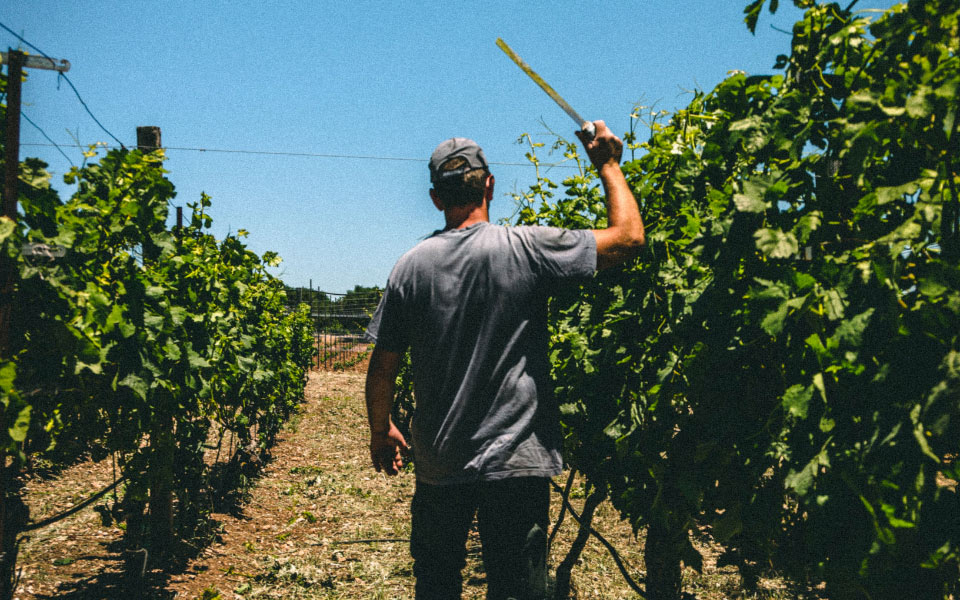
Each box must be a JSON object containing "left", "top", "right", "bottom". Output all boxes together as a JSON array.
[
  {"left": 429, "top": 188, "right": 445, "bottom": 212},
  {"left": 484, "top": 174, "right": 495, "bottom": 204}
]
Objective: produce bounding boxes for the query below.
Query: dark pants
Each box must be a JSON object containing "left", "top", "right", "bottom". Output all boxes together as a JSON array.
[{"left": 410, "top": 476, "right": 550, "bottom": 600}]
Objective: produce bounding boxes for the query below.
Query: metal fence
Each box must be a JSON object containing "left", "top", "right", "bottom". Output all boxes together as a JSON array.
[{"left": 287, "top": 287, "right": 381, "bottom": 370}]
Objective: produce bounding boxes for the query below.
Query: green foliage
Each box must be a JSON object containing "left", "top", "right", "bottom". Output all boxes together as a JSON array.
[
  {"left": 391, "top": 350, "right": 415, "bottom": 447},
  {"left": 1, "top": 111, "right": 314, "bottom": 546},
  {"left": 332, "top": 347, "right": 372, "bottom": 371},
  {"left": 515, "top": 1, "right": 960, "bottom": 598}
]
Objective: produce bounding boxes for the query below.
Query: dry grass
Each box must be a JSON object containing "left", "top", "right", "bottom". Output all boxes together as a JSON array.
[{"left": 14, "top": 366, "right": 814, "bottom": 599}]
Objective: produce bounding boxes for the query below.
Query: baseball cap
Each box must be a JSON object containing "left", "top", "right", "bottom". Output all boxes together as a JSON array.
[{"left": 429, "top": 137, "right": 489, "bottom": 185}]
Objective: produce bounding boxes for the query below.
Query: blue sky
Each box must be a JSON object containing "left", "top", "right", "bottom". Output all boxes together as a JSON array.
[{"left": 4, "top": 1, "right": 897, "bottom": 293}]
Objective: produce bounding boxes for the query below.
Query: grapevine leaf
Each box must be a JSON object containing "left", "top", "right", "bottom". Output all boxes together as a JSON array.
[
  {"left": 763, "top": 296, "right": 805, "bottom": 336},
  {"left": 876, "top": 182, "right": 919, "bottom": 206},
  {"left": 880, "top": 503, "right": 916, "bottom": 529},
  {"left": 0, "top": 362, "right": 15, "bottom": 394},
  {"left": 905, "top": 86, "right": 933, "bottom": 119},
  {"left": 120, "top": 373, "right": 149, "bottom": 401},
  {"left": 734, "top": 193, "right": 767, "bottom": 213},
  {"left": 143, "top": 312, "right": 164, "bottom": 331},
  {"left": 912, "top": 424, "right": 939, "bottom": 462},
  {"left": 8, "top": 404, "right": 31, "bottom": 442},
  {"left": 793, "top": 271, "right": 816, "bottom": 291},
  {"left": 103, "top": 304, "right": 124, "bottom": 333},
  {"left": 604, "top": 417, "right": 626, "bottom": 440},
  {"left": 918, "top": 270, "right": 948, "bottom": 300},
  {"left": 188, "top": 349, "right": 211, "bottom": 369},
  {"left": 170, "top": 306, "right": 187, "bottom": 326},
  {"left": 819, "top": 415, "right": 835, "bottom": 433},
  {"left": 0, "top": 217, "right": 15, "bottom": 243},
  {"left": 707, "top": 189, "right": 729, "bottom": 216},
  {"left": 145, "top": 285, "right": 166, "bottom": 300},
  {"left": 813, "top": 373, "right": 828, "bottom": 403},
  {"left": 754, "top": 228, "right": 799, "bottom": 258},
  {"left": 785, "top": 458, "right": 818, "bottom": 496},
  {"left": 761, "top": 303, "right": 788, "bottom": 336},
  {"left": 805, "top": 333, "right": 829, "bottom": 359},
  {"left": 910, "top": 404, "right": 940, "bottom": 463},
  {"left": 782, "top": 384, "right": 812, "bottom": 418},
  {"left": 833, "top": 309, "right": 875, "bottom": 347},
  {"left": 118, "top": 320, "right": 136, "bottom": 338},
  {"left": 786, "top": 448, "right": 830, "bottom": 496},
  {"left": 823, "top": 289, "right": 846, "bottom": 320},
  {"left": 164, "top": 342, "right": 182, "bottom": 361},
  {"left": 744, "top": 0, "right": 767, "bottom": 33},
  {"left": 794, "top": 211, "right": 822, "bottom": 244}
]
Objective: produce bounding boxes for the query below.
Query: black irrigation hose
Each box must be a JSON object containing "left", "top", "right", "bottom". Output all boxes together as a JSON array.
[
  {"left": 549, "top": 479, "right": 646, "bottom": 597},
  {"left": 332, "top": 538, "right": 409, "bottom": 545},
  {"left": 23, "top": 475, "right": 126, "bottom": 532}
]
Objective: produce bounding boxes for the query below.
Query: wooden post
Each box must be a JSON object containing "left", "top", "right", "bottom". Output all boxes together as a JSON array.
[
  {"left": 132, "top": 125, "right": 175, "bottom": 561},
  {"left": 147, "top": 431, "right": 175, "bottom": 557},
  {"left": 134, "top": 127, "right": 163, "bottom": 262},
  {"left": 136, "top": 126, "right": 161, "bottom": 152}
]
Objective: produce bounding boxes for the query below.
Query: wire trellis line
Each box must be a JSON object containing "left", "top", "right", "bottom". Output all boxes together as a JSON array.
[
  {"left": 19, "top": 143, "right": 583, "bottom": 169},
  {"left": 0, "top": 19, "right": 126, "bottom": 148},
  {"left": 21, "top": 112, "right": 75, "bottom": 167}
]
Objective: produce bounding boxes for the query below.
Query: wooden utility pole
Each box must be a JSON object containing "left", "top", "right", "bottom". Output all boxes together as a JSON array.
[
  {"left": 0, "top": 49, "right": 24, "bottom": 600},
  {"left": 0, "top": 48, "right": 71, "bottom": 600},
  {"left": 1, "top": 50, "right": 71, "bottom": 221},
  {"left": 2, "top": 51, "right": 23, "bottom": 221}
]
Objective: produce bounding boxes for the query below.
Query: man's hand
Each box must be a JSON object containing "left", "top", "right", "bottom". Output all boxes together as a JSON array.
[
  {"left": 576, "top": 120, "right": 623, "bottom": 172},
  {"left": 578, "top": 119, "right": 646, "bottom": 270},
  {"left": 370, "top": 422, "right": 409, "bottom": 475},
  {"left": 366, "top": 346, "right": 405, "bottom": 475}
]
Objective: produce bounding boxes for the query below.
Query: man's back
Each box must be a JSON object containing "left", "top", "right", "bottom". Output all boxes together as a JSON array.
[{"left": 367, "top": 221, "right": 595, "bottom": 484}]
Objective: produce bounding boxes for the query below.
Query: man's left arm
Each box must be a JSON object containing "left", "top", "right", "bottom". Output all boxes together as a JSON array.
[{"left": 365, "top": 345, "right": 408, "bottom": 475}]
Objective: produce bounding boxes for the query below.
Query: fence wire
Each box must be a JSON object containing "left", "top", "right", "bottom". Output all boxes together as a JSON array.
[{"left": 287, "top": 287, "right": 381, "bottom": 370}]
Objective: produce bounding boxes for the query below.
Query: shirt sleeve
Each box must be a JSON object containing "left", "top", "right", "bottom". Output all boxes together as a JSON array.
[
  {"left": 364, "top": 278, "right": 409, "bottom": 353},
  {"left": 526, "top": 226, "right": 597, "bottom": 280}
]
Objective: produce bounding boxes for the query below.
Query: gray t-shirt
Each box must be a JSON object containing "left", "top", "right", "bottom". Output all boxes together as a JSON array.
[{"left": 366, "top": 222, "right": 596, "bottom": 485}]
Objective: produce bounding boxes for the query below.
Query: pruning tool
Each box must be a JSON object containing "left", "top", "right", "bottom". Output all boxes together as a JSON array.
[{"left": 496, "top": 38, "right": 596, "bottom": 140}]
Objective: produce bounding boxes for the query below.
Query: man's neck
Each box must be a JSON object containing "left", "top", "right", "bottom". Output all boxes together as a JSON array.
[{"left": 444, "top": 204, "right": 489, "bottom": 230}]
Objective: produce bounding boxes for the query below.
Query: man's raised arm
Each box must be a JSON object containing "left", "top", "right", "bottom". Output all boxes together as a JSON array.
[{"left": 577, "top": 120, "right": 645, "bottom": 270}]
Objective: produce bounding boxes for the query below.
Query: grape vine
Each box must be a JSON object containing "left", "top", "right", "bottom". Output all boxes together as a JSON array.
[
  {"left": 514, "top": 1, "right": 960, "bottom": 598},
  {"left": 1, "top": 92, "right": 314, "bottom": 594}
]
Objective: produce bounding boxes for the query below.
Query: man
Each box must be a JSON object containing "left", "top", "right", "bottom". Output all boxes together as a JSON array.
[{"left": 365, "top": 120, "right": 644, "bottom": 599}]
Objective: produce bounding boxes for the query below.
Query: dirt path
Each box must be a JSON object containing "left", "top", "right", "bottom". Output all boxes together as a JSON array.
[
  {"left": 162, "top": 369, "right": 421, "bottom": 599},
  {"left": 14, "top": 368, "right": 783, "bottom": 600}
]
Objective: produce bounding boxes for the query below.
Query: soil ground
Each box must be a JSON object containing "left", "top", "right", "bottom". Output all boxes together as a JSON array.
[{"left": 13, "top": 363, "right": 813, "bottom": 600}]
